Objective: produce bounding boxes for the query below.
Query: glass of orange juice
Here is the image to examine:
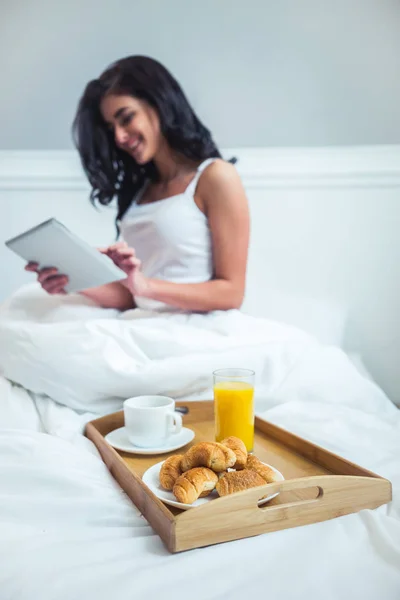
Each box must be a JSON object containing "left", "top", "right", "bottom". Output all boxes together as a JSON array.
[{"left": 213, "top": 368, "right": 255, "bottom": 452}]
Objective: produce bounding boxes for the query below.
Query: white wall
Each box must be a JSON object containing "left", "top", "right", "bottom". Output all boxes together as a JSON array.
[
  {"left": 1, "top": 0, "right": 400, "bottom": 149},
  {"left": 1, "top": 147, "right": 400, "bottom": 405}
]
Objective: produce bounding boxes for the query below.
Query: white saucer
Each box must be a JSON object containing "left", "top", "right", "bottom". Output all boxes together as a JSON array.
[
  {"left": 142, "top": 460, "right": 285, "bottom": 511},
  {"left": 105, "top": 426, "right": 195, "bottom": 455}
]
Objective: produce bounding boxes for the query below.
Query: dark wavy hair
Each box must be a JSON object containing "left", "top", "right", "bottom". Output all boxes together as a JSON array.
[{"left": 72, "top": 55, "right": 227, "bottom": 232}]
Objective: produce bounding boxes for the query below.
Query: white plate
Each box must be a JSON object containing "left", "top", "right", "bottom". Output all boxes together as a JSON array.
[
  {"left": 105, "top": 426, "right": 195, "bottom": 455},
  {"left": 142, "top": 459, "right": 285, "bottom": 510}
]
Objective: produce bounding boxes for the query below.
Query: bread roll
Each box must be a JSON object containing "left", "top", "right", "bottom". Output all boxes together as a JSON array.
[
  {"left": 159, "top": 454, "right": 184, "bottom": 491},
  {"left": 220, "top": 436, "right": 247, "bottom": 469},
  {"left": 181, "top": 442, "right": 236, "bottom": 473},
  {"left": 246, "top": 454, "right": 280, "bottom": 483},
  {"left": 173, "top": 467, "right": 218, "bottom": 504},
  {"left": 216, "top": 469, "right": 266, "bottom": 496}
]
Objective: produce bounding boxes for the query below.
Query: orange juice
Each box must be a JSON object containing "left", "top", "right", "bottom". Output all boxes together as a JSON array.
[{"left": 214, "top": 381, "right": 254, "bottom": 452}]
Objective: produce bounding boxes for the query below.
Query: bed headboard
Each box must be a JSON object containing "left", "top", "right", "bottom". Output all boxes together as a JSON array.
[{"left": 1, "top": 146, "right": 399, "bottom": 404}]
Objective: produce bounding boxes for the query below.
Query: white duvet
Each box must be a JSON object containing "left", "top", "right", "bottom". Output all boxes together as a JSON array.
[{"left": 0, "top": 284, "right": 399, "bottom": 600}]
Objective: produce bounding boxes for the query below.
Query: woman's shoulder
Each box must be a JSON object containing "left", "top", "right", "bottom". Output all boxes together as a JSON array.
[
  {"left": 201, "top": 158, "right": 238, "bottom": 179},
  {"left": 198, "top": 159, "right": 242, "bottom": 194},
  {"left": 197, "top": 158, "right": 242, "bottom": 199}
]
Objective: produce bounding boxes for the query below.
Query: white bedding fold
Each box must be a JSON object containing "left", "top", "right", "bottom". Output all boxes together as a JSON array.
[
  {"left": 0, "top": 283, "right": 392, "bottom": 421},
  {"left": 0, "top": 283, "right": 317, "bottom": 414}
]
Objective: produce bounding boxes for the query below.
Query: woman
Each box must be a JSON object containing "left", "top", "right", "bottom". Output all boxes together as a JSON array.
[{"left": 26, "top": 55, "right": 250, "bottom": 313}]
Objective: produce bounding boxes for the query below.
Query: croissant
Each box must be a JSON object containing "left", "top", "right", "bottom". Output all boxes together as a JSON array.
[
  {"left": 220, "top": 436, "right": 247, "bottom": 470},
  {"left": 173, "top": 467, "right": 218, "bottom": 504},
  {"left": 246, "top": 454, "right": 280, "bottom": 483},
  {"left": 159, "top": 454, "right": 184, "bottom": 491},
  {"left": 216, "top": 469, "right": 266, "bottom": 496},
  {"left": 181, "top": 442, "right": 236, "bottom": 473}
]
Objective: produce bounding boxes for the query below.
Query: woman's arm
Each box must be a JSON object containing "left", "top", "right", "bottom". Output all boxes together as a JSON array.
[
  {"left": 140, "top": 160, "right": 250, "bottom": 311},
  {"left": 80, "top": 281, "right": 135, "bottom": 310},
  {"left": 25, "top": 262, "right": 135, "bottom": 310}
]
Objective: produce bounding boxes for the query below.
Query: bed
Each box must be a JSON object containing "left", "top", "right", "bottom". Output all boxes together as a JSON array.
[{"left": 0, "top": 283, "right": 399, "bottom": 600}]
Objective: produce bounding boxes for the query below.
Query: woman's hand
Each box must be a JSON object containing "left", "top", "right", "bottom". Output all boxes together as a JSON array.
[
  {"left": 25, "top": 262, "right": 69, "bottom": 295},
  {"left": 99, "top": 242, "right": 150, "bottom": 297}
]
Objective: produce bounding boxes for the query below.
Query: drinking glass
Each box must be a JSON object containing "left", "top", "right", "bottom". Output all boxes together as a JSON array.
[{"left": 213, "top": 368, "right": 255, "bottom": 452}]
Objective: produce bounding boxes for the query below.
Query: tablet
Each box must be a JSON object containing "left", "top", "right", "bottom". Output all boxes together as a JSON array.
[{"left": 5, "top": 218, "right": 127, "bottom": 293}]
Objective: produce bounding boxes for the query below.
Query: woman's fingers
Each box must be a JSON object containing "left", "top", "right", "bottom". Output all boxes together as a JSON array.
[
  {"left": 25, "top": 263, "right": 67, "bottom": 294},
  {"left": 113, "top": 247, "right": 135, "bottom": 257},
  {"left": 42, "top": 274, "right": 68, "bottom": 294},
  {"left": 99, "top": 243, "right": 140, "bottom": 273},
  {"left": 36, "top": 268, "right": 68, "bottom": 294},
  {"left": 113, "top": 250, "right": 141, "bottom": 269},
  {"left": 111, "top": 248, "right": 137, "bottom": 261},
  {"left": 37, "top": 267, "right": 59, "bottom": 284},
  {"left": 109, "top": 249, "right": 137, "bottom": 263},
  {"left": 120, "top": 256, "right": 141, "bottom": 269},
  {"left": 106, "top": 246, "right": 140, "bottom": 271},
  {"left": 25, "top": 262, "right": 39, "bottom": 272},
  {"left": 102, "top": 243, "right": 136, "bottom": 258},
  {"left": 106, "top": 241, "right": 128, "bottom": 252}
]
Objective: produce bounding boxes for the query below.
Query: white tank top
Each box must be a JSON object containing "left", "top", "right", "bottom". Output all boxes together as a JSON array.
[{"left": 120, "top": 158, "right": 216, "bottom": 311}]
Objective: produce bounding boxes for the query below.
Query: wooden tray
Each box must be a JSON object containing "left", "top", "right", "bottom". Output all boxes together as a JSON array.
[{"left": 85, "top": 401, "right": 392, "bottom": 553}]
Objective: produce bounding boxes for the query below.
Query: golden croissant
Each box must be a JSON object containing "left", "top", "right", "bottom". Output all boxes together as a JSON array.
[
  {"left": 216, "top": 469, "right": 266, "bottom": 496},
  {"left": 173, "top": 467, "right": 218, "bottom": 504},
  {"left": 159, "top": 454, "right": 184, "bottom": 491},
  {"left": 181, "top": 442, "right": 236, "bottom": 473},
  {"left": 246, "top": 454, "right": 280, "bottom": 483},
  {"left": 220, "top": 436, "right": 247, "bottom": 470}
]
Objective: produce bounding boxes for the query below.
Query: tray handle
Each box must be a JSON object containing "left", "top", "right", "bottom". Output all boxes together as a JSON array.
[
  {"left": 178, "top": 475, "right": 391, "bottom": 534},
  {"left": 252, "top": 475, "right": 391, "bottom": 520}
]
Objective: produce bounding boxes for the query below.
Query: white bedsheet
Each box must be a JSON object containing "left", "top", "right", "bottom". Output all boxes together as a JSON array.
[{"left": 0, "top": 284, "right": 399, "bottom": 599}]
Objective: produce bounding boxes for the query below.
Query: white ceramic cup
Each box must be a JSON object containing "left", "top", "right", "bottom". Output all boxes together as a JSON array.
[{"left": 123, "top": 395, "right": 182, "bottom": 448}]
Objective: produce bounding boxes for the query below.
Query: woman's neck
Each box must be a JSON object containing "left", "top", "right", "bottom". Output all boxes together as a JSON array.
[{"left": 153, "top": 141, "right": 197, "bottom": 183}]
